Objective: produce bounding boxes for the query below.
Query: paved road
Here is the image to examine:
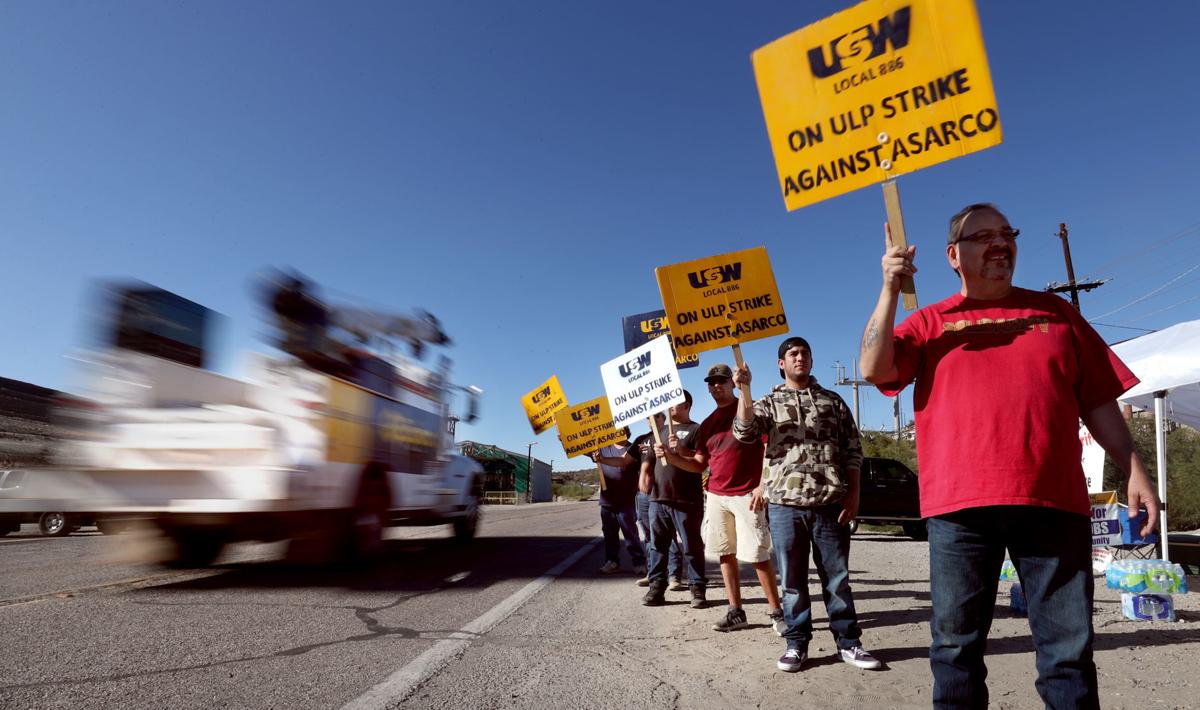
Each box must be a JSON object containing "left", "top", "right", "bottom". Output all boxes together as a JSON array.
[
  {"left": 6, "top": 504, "right": 1197, "bottom": 710},
  {"left": 0, "top": 503, "right": 604, "bottom": 709}
]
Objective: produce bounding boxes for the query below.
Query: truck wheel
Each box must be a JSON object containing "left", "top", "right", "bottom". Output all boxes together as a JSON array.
[
  {"left": 39, "top": 512, "right": 70, "bottom": 537},
  {"left": 902, "top": 520, "right": 928, "bottom": 541},
  {"left": 166, "top": 529, "right": 226, "bottom": 568},
  {"left": 452, "top": 481, "right": 481, "bottom": 541},
  {"left": 345, "top": 475, "right": 388, "bottom": 562}
]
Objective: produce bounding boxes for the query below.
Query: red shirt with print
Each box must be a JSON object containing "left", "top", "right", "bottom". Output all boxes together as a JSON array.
[
  {"left": 877, "top": 288, "right": 1138, "bottom": 518},
  {"left": 695, "top": 402, "right": 764, "bottom": 496}
]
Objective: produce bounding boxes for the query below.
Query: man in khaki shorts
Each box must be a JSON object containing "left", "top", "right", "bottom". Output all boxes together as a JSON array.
[{"left": 661, "top": 363, "right": 783, "bottom": 632}]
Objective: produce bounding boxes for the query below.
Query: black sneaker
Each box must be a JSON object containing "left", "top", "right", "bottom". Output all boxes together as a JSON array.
[
  {"left": 689, "top": 584, "right": 707, "bottom": 609},
  {"left": 777, "top": 646, "right": 807, "bottom": 672},
  {"left": 642, "top": 586, "right": 666, "bottom": 606},
  {"left": 712, "top": 607, "right": 748, "bottom": 632}
]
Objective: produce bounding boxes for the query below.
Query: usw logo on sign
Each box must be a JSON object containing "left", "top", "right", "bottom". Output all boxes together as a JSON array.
[
  {"left": 687, "top": 263, "right": 743, "bottom": 289},
  {"left": 807, "top": 6, "right": 911, "bottom": 78},
  {"left": 619, "top": 351, "right": 652, "bottom": 378},
  {"left": 639, "top": 316, "right": 667, "bottom": 333},
  {"left": 571, "top": 403, "right": 601, "bottom": 422},
  {"left": 531, "top": 386, "right": 552, "bottom": 404}
]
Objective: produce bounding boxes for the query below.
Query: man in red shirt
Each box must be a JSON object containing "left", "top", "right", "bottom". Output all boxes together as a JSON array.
[
  {"left": 860, "top": 203, "right": 1160, "bottom": 708},
  {"left": 660, "top": 364, "right": 783, "bottom": 633}
]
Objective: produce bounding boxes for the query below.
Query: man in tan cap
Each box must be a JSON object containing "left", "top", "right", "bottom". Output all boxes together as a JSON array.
[{"left": 661, "top": 363, "right": 784, "bottom": 634}]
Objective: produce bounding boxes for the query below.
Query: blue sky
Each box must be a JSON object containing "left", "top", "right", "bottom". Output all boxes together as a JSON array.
[{"left": 3, "top": 1, "right": 1198, "bottom": 470}]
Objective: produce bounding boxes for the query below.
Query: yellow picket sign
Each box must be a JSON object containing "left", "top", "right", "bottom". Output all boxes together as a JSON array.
[
  {"left": 753, "top": 0, "right": 1002, "bottom": 210},
  {"left": 520, "top": 375, "right": 569, "bottom": 435},
  {"left": 656, "top": 246, "right": 789, "bottom": 359},
  {"left": 554, "top": 396, "right": 624, "bottom": 459}
]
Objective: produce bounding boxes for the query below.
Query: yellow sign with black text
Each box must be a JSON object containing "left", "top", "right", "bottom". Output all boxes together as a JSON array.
[
  {"left": 521, "top": 375, "right": 569, "bottom": 435},
  {"left": 554, "top": 396, "right": 624, "bottom": 459},
  {"left": 656, "top": 246, "right": 789, "bottom": 358},
  {"left": 753, "top": 0, "right": 1002, "bottom": 210}
]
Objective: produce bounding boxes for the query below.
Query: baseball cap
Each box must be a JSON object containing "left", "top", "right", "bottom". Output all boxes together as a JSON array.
[{"left": 704, "top": 364, "right": 733, "bottom": 383}]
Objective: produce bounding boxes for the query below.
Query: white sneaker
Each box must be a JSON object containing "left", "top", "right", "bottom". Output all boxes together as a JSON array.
[
  {"left": 839, "top": 645, "right": 882, "bottom": 669},
  {"left": 598, "top": 560, "right": 619, "bottom": 574}
]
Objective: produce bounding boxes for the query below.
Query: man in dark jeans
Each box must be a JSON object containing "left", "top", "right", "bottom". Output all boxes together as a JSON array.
[
  {"left": 860, "top": 203, "right": 1160, "bottom": 708},
  {"left": 600, "top": 413, "right": 684, "bottom": 588},
  {"left": 734, "top": 336, "right": 880, "bottom": 673},
  {"left": 641, "top": 391, "right": 706, "bottom": 608},
  {"left": 591, "top": 429, "right": 645, "bottom": 575}
]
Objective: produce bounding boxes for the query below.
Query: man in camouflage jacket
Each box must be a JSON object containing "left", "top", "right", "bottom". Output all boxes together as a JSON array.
[{"left": 733, "top": 336, "right": 881, "bottom": 674}]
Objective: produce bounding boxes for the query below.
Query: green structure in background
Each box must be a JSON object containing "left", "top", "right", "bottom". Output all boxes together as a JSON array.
[{"left": 458, "top": 441, "right": 551, "bottom": 504}]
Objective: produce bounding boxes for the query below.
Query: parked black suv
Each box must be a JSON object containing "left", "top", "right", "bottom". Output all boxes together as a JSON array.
[{"left": 851, "top": 457, "right": 926, "bottom": 540}]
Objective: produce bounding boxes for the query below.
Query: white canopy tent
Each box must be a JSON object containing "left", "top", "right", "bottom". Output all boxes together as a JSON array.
[{"left": 1112, "top": 319, "right": 1200, "bottom": 562}]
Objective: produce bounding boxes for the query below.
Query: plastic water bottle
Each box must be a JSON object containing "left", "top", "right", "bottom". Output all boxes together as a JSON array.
[{"left": 1106, "top": 559, "right": 1189, "bottom": 594}]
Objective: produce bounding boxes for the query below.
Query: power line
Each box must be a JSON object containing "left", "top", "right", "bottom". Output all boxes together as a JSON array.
[
  {"left": 1116, "top": 293, "right": 1200, "bottom": 323},
  {"left": 1089, "top": 322, "right": 1157, "bottom": 333},
  {"left": 1090, "top": 260, "right": 1200, "bottom": 320},
  {"left": 1087, "top": 221, "right": 1200, "bottom": 277}
]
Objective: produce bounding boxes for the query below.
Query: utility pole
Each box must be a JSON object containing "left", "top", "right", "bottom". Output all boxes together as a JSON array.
[
  {"left": 894, "top": 396, "right": 902, "bottom": 441},
  {"left": 834, "top": 359, "right": 869, "bottom": 427},
  {"left": 526, "top": 441, "right": 537, "bottom": 504},
  {"left": 1045, "top": 223, "right": 1107, "bottom": 311}
]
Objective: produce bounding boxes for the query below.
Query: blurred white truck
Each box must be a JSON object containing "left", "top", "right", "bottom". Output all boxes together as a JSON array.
[{"left": 31, "top": 280, "right": 484, "bottom": 566}]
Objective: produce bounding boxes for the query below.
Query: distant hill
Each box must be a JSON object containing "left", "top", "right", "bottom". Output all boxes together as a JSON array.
[{"left": 0, "top": 377, "right": 62, "bottom": 468}]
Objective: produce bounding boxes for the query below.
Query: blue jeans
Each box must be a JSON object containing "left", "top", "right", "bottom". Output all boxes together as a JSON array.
[
  {"left": 600, "top": 503, "right": 645, "bottom": 567},
  {"left": 928, "top": 506, "right": 1097, "bottom": 710},
  {"left": 768, "top": 503, "right": 863, "bottom": 650},
  {"left": 638, "top": 492, "right": 680, "bottom": 579},
  {"left": 648, "top": 500, "right": 705, "bottom": 587}
]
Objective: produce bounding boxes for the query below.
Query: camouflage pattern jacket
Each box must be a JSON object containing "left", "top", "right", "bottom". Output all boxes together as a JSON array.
[{"left": 732, "top": 378, "right": 863, "bottom": 507}]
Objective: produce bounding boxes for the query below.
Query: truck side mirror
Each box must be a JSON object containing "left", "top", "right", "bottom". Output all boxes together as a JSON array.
[{"left": 464, "top": 386, "right": 482, "bottom": 424}]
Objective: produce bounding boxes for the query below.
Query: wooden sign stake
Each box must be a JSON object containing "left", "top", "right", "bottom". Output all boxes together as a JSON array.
[
  {"left": 882, "top": 180, "right": 918, "bottom": 311},
  {"left": 647, "top": 416, "right": 668, "bottom": 466},
  {"left": 731, "top": 344, "right": 753, "bottom": 401}
]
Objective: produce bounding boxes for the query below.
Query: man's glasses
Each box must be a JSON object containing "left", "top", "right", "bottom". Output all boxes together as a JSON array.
[
  {"left": 957, "top": 227, "right": 1019, "bottom": 245},
  {"left": 706, "top": 377, "right": 731, "bottom": 386}
]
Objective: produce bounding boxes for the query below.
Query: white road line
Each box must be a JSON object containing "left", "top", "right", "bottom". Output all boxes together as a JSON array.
[{"left": 341, "top": 537, "right": 601, "bottom": 710}]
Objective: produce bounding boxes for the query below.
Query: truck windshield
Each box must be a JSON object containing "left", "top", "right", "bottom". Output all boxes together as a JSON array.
[{"left": 111, "top": 288, "right": 209, "bottom": 368}]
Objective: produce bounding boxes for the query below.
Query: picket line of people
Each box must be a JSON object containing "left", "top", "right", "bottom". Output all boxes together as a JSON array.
[
  {"left": 594, "top": 337, "right": 880, "bottom": 673},
  {"left": 587, "top": 201, "right": 1163, "bottom": 706}
]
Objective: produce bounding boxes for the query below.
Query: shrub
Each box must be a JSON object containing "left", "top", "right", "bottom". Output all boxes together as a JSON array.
[{"left": 1103, "top": 418, "right": 1200, "bottom": 531}]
